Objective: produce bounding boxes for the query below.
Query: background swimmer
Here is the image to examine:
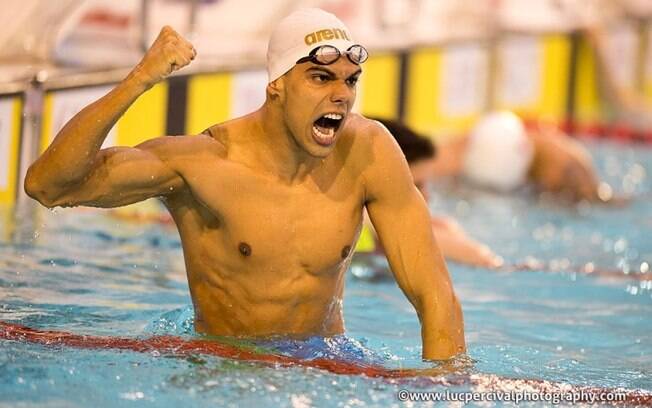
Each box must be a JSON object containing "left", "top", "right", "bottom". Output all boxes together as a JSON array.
[
  {"left": 431, "top": 111, "right": 615, "bottom": 203},
  {"left": 23, "top": 10, "right": 465, "bottom": 360},
  {"left": 373, "top": 118, "right": 502, "bottom": 269}
]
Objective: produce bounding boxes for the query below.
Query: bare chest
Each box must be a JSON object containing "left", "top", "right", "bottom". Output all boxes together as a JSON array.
[{"left": 174, "top": 161, "right": 365, "bottom": 274}]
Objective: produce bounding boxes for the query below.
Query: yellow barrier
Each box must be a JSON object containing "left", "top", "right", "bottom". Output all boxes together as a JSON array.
[
  {"left": 186, "top": 58, "right": 402, "bottom": 129},
  {"left": 0, "top": 96, "right": 22, "bottom": 205},
  {"left": 359, "top": 53, "right": 401, "bottom": 120},
  {"left": 405, "top": 44, "right": 489, "bottom": 139},
  {"left": 186, "top": 72, "right": 232, "bottom": 134},
  {"left": 573, "top": 35, "right": 603, "bottom": 129},
  {"left": 41, "top": 82, "right": 168, "bottom": 152},
  {"left": 495, "top": 34, "right": 571, "bottom": 123},
  {"left": 572, "top": 21, "right": 641, "bottom": 132},
  {"left": 354, "top": 224, "right": 376, "bottom": 253},
  {"left": 186, "top": 70, "right": 270, "bottom": 134},
  {"left": 117, "top": 82, "right": 168, "bottom": 146}
]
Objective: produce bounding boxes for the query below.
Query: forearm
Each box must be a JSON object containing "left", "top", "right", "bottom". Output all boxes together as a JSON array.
[
  {"left": 419, "top": 291, "right": 466, "bottom": 360},
  {"left": 376, "top": 206, "right": 466, "bottom": 360},
  {"left": 26, "top": 72, "right": 149, "bottom": 193}
]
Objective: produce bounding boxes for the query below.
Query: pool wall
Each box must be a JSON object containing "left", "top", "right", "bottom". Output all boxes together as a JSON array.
[{"left": 2, "top": 18, "right": 652, "bottom": 208}]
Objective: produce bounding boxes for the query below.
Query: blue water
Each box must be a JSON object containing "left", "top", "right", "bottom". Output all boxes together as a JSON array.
[{"left": 1, "top": 140, "right": 651, "bottom": 407}]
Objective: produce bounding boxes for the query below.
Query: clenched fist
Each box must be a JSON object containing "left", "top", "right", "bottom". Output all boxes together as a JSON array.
[{"left": 132, "top": 26, "right": 196, "bottom": 88}]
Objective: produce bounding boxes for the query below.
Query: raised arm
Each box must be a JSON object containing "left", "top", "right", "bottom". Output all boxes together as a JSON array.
[
  {"left": 24, "top": 26, "right": 196, "bottom": 208},
  {"left": 363, "top": 121, "right": 466, "bottom": 360}
]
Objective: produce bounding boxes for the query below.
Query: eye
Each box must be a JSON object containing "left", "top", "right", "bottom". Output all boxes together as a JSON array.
[
  {"left": 312, "top": 74, "right": 330, "bottom": 83},
  {"left": 346, "top": 76, "right": 359, "bottom": 86}
]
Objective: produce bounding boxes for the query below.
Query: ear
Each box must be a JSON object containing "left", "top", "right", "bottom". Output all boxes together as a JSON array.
[{"left": 266, "top": 77, "right": 285, "bottom": 100}]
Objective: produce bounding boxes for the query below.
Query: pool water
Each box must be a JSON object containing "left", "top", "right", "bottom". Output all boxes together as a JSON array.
[{"left": 0, "top": 140, "right": 650, "bottom": 407}]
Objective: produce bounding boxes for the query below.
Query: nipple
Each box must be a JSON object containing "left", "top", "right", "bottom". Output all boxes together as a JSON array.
[{"left": 239, "top": 242, "right": 252, "bottom": 257}]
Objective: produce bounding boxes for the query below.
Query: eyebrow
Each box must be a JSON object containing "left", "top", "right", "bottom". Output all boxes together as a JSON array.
[
  {"left": 347, "top": 69, "right": 362, "bottom": 80},
  {"left": 306, "top": 66, "right": 363, "bottom": 80},
  {"left": 306, "top": 66, "right": 336, "bottom": 77}
]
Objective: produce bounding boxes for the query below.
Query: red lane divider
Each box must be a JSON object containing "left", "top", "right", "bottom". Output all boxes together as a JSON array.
[
  {"left": 1, "top": 321, "right": 651, "bottom": 405},
  {"left": 421, "top": 119, "right": 652, "bottom": 144},
  {"left": 521, "top": 118, "right": 652, "bottom": 144}
]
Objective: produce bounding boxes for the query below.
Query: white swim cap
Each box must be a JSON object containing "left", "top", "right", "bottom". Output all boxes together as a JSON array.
[
  {"left": 462, "top": 111, "right": 534, "bottom": 191},
  {"left": 266, "top": 8, "right": 356, "bottom": 83}
]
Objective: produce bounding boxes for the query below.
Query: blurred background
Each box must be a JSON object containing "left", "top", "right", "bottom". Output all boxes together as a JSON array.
[{"left": 1, "top": 0, "right": 652, "bottom": 208}]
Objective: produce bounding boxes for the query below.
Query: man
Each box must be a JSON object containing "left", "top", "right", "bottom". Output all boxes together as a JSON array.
[
  {"left": 24, "top": 9, "right": 465, "bottom": 360},
  {"left": 373, "top": 118, "right": 502, "bottom": 268},
  {"left": 431, "top": 111, "right": 612, "bottom": 203}
]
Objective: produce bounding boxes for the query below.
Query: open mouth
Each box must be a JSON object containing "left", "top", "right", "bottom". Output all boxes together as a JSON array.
[{"left": 312, "top": 113, "right": 344, "bottom": 146}]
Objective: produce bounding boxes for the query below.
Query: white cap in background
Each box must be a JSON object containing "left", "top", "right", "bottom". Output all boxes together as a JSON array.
[{"left": 463, "top": 111, "right": 534, "bottom": 191}]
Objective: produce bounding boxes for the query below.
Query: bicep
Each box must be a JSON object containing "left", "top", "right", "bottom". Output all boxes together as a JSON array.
[
  {"left": 52, "top": 139, "right": 184, "bottom": 208},
  {"left": 363, "top": 126, "right": 448, "bottom": 301},
  {"left": 363, "top": 124, "right": 431, "bottom": 241}
]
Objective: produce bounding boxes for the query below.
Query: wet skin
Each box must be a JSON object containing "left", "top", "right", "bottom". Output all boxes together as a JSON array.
[
  {"left": 158, "top": 113, "right": 370, "bottom": 337},
  {"left": 24, "top": 27, "right": 465, "bottom": 359}
]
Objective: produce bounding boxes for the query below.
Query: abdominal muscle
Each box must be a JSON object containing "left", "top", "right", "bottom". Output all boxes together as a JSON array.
[{"left": 188, "top": 261, "right": 347, "bottom": 338}]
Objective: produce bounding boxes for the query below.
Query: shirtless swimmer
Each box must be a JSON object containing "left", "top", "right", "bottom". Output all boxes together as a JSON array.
[{"left": 24, "top": 8, "right": 465, "bottom": 360}]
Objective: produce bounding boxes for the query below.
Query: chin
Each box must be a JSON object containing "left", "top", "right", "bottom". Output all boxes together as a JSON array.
[
  {"left": 304, "top": 142, "right": 335, "bottom": 159},
  {"left": 289, "top": 128, "right": 332, "bottom": 159}
]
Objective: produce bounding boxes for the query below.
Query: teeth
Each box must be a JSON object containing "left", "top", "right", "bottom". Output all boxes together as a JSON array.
[
  {"left": 324, "top": 113, "right": 343, "bottom": 120},
  {"left": 313, "top": 125, "right": 334, "bottom": 139}
]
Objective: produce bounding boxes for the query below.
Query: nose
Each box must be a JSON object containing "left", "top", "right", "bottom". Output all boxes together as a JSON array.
[{"left": 329, "top": 80, "right": 354, "bottom": 105}]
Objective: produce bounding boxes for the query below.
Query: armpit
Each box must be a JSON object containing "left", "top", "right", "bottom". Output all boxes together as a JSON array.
[{"left": 201, "top": 125, "right": 229, "bottom": 150}]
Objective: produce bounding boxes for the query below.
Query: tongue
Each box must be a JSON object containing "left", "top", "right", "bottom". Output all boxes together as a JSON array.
[{"left": 315, "top": 123, "right": 331, "bottom": 134}]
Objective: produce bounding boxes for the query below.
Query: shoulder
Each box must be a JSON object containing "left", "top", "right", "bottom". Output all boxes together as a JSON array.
[
  {"left": 141, "top": 115, "right": 260, "bottom": 158},
  {"left": 134, "top": 132, "right": 227, "bottom": 168},
  {"left": 338, "top": 114, "right": 412, "bottom": 199},
  {"left": 339, "top": 114, "right": 408, "bottom": 173},
  {"left": 342, "top": 113, "right": 395, "bottom": 144},
  {"left": 137, "top": 133, "right": 223, "bottom": 155},
  {"left": 200, "top": 113, "right": 259, "bottom": 150},
  {"left": 338, "top": 114, "right": 404, "bottom": 164}
]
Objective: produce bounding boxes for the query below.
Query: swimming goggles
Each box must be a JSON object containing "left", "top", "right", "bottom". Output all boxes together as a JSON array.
[{"left": 296, "top": 44, "right": 369, "bottom": 66}]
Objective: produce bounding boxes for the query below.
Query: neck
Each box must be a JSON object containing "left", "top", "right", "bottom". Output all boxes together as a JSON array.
[{"left": 252, "top": 102, "right": 322, "bottom": 184}]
